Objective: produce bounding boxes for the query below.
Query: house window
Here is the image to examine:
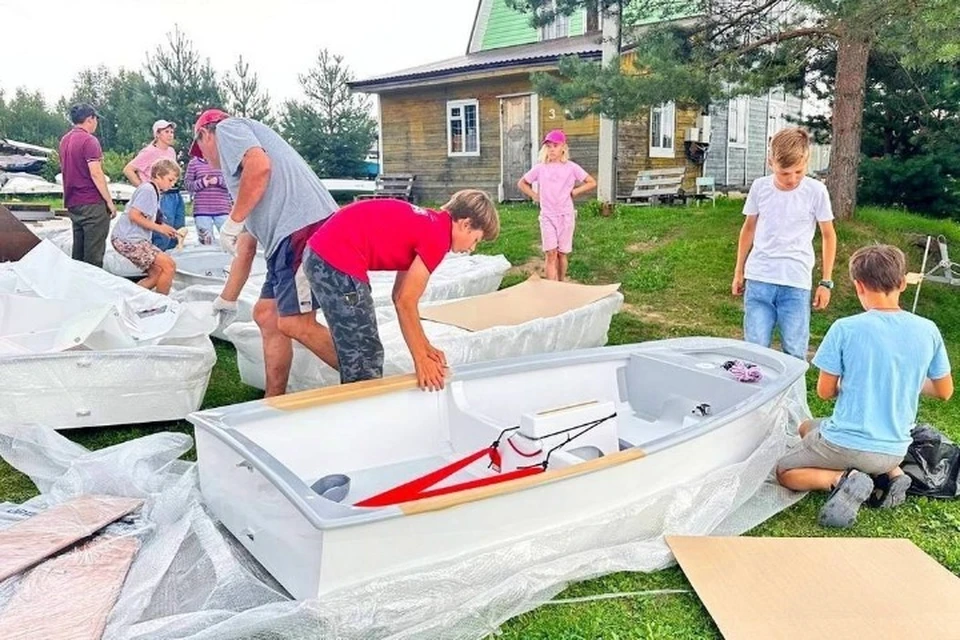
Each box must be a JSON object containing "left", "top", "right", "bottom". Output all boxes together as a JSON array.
[
  {"left": 649, "top": 102, "right": 676, "bottom": 158},
  {"left": 728, "top": 97, "right": 749, "bottom": 147},
  {"left": 539, "top": 0, "right": 570, "bottom": 40},
  {"left": 447, "top": 99, "right": 480, "bottom": 157}
]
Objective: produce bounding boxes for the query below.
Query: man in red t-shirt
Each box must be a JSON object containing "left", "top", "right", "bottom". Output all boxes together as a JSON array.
[
  {"left": 58, "top": 103, "right": 117, "bottom": 268},
  {"left": 304, "top": 190, "right": 500, "bottom": 391}
]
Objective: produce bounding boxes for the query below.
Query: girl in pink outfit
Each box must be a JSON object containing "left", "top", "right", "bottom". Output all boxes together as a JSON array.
[{"left": 517, "top": 129, "right": 596, "bottom": 281}]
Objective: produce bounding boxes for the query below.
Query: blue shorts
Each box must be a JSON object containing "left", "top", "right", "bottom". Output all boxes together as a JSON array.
[{"left": 260, "top": 220, "right": 326, "bottom": 317}]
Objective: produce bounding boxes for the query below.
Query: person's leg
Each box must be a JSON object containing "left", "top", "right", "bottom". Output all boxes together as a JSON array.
[
  {"left": 272, "top": 229, "right": 338, "bottom": 369},
  {"left": 305, "top": 249, "right": 382, "bottom": 384},
  {"left": 137, "top": 265, "right": 160, "bottom": 291},
  {"left": 540, "top": 216, "right": 560, "bottom": 280},
  {"left": 544, "top": 250, "right": 559, "bottom": 280},
  {"left": 153, "top": 252, "right": 176, "bottom": 295},
  {"left": 775, "top": 284, "right": 812, "bottom": 360},
  {"left": 195, "top": 215, "right": 215, "bottom": 245},
  {"left": 68, "top": 208, "right": 85, "bottom": 261},
  {"left": 557, "top": 214, "right": 574, "bottom": 281},
  {"left": 742, "top": 280, "right": 777, "bottom": 349},
  {"left": 253, "top": 295, "right": 293, "bottom": 397}
]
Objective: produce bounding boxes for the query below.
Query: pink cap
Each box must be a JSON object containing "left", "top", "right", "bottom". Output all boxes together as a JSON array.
[
  {"left": 543, "top": 129, "right": 567, "bottom": 145},
  {"left": 190, "top": 109, "right": 231, "bottom": 158}
]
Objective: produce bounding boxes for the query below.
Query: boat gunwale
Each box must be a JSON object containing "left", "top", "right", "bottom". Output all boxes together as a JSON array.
[{"left": 190, "top": 338, "right": 808, "bottom": 531}]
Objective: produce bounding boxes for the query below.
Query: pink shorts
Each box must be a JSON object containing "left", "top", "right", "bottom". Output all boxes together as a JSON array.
[
  {"left": 111, "top": 237, "right": 162, "bottom": 271},
  {"left": 539, "top": 214, "right": 575, "bottom": 254}
]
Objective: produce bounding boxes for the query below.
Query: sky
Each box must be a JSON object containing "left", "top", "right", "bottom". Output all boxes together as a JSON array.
[{"left": 0, "top": 0, "right": 478, "bottom": 108}]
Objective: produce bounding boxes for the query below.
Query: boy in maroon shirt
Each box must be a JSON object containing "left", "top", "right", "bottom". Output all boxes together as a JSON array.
[
  {"left": 304, "top": 190, "right": 500, "bottom": 391},
  {"left": 58, "top": 103, "right": 117, "bottom": 267}
]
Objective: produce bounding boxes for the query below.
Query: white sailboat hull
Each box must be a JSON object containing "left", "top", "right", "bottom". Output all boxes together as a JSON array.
[{"left": 191, "top": 338, "right": 808, "bottom": 599}]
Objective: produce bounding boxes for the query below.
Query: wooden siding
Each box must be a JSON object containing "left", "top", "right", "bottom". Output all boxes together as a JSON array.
[
  {"left": 616, "top": 104, "right": 701, "bottom": 196},
  {"left": 379, "top": 75, "right": 602, "bottom": 203},
  {"left": 380, "top": 75, "right": 534, "bottom": 203}
]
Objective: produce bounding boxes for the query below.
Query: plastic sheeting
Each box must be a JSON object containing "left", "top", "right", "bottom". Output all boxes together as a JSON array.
[
  {"left": 35, "top": 219, "right": 203, "bottom": 279},
  {"left": 0, "top": 366, "right": 810, "bottom": 639},
  {"left": 172, "top": 253, "right": 512, "bottom": 343},
  {"left": 0, "top": 241, "right": 217, "bottom": 428},
  {"left": 227, "top": 291, "right": 625, "bottom": 392}
]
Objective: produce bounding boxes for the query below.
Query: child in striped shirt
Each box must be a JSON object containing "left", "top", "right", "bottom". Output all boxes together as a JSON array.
[{"left": 185, "top": 155, "right": 233, "bottom": 245}]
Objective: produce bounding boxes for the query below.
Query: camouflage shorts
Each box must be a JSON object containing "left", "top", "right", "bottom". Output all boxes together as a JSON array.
[{"left": 303, "top": 248, "right": 383, "bottom": 384}]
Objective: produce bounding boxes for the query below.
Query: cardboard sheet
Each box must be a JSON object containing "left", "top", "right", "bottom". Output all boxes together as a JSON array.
[
  {"left": 0, "top": 206, "right": 40, "bottom": 262},
  {"left": 0, "top": 495, "right": 142, "bottom": 581},
  {"left": 0, "top": 536, "right": 139, "bottom": 640},
  {"left": 667, "top": 535, "right": 960, "bottom": 639},
  {"left": 419, "top": 275, "right": 621, "bottom": 332}
]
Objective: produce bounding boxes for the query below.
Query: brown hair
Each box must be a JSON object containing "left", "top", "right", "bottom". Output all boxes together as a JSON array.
[
  {"left": 849, "top": 244, "right": 907, "bottom": 293},
  {"left": 151, "top": 159, "right": 181, "bottom": 179},
  {"left": 442, "top": 189, "right": 500, "bottom": 241},
  {"left": 770, "top": 127, "right": 811, "bottom": 169}
]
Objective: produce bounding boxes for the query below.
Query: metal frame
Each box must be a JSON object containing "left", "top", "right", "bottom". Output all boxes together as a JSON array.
[{"left": 911, "top": 235, "right": 960, "bottom": 313}]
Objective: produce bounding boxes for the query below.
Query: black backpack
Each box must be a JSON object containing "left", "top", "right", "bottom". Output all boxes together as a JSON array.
[{"left": 902, "top": 424, "right": 960, "bottom": 498}]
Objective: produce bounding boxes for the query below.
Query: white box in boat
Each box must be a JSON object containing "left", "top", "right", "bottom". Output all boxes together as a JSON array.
[{"left": 191, "top": 338, "right": 807, "bottom": 599}]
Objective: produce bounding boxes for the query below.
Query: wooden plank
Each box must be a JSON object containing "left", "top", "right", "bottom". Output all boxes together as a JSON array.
[
  {"left": 265, "top": 373, "right": 429, "bottom": 411},
  {"left": 667, "top": 536, "right": 960, "bottom": 640},
  {"left": 0, "top": 536, "right": 139, "bottom": 640},
  {"left": 637, "top": 167, "right": 686, "bottom": 176},
  {"left": 0, "top": 495, "right": 143, "bottom": 582},
  {"left": 633, "top": 177, "right": 684, "bottom": 187},
  {"left": 399, "top": 447, "right": 646, "bottom": 515},
  {"left": 1, "top": 202, "right": 51, "bottom": 212}
]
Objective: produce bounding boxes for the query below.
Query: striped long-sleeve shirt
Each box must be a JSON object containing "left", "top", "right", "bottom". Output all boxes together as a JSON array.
[{"left": 184, "top": 156, "right": 233, "bottom": 216}]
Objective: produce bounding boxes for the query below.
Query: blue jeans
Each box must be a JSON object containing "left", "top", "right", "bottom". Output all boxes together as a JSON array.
[
  {"left": 152, "top": 190, "right": 186, "bottom": 251},
  {"left": 743, "top": 280, "right": 811, "bottom": 360}
]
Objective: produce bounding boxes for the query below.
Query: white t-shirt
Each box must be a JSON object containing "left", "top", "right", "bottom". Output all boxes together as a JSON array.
[{"left": 743, "top": 175, "right": 834, "bottom": 290}]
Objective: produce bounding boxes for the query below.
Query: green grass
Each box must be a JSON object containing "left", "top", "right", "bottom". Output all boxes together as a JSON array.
[{"left": 3, "top": 199, "right": 960, "bottom": 637}]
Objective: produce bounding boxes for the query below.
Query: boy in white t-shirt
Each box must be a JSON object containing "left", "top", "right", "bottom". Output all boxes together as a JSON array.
[{"left": 732, "top": 127, "right": 837, "bottom": 360}]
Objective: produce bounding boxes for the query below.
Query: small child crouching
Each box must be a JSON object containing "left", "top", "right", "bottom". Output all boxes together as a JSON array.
[
  {"left": 776, "top": 244, "right": 953, "bottom": 528},
  {"left": 110, "top": 159, "right": 181, "bottom": 294}
]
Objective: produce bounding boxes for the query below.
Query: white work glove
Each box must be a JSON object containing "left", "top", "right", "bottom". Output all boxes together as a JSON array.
[
  {"left": 212, "top": 295, "right": 238, "bottom": 321},
  {"left": 220, "top": 217, "right": 245, "bottom": 255}
]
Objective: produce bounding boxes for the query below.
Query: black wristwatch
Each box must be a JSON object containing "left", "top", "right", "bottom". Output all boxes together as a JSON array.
[{"left": 818, "top": 279, "right": 834, "bottom": 290}]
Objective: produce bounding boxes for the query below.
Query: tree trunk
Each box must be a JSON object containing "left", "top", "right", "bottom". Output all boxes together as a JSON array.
[{"left": 825, "top": 31, "right": 872, "bottom": 219}]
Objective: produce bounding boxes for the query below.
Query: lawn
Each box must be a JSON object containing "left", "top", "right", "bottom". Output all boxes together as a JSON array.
[{"left": 2, "top": 198, "right": 960, "bottom": 638}]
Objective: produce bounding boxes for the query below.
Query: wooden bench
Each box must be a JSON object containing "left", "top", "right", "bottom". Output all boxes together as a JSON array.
[
  {"left": 354, "top": 174, "right": 416, "bottom": 203},
  {"left": 618, "top": 167, "right": 686, "bottom": 205},
  {"left": 2, "top": 202, "right": 54, "bottom": 222}
]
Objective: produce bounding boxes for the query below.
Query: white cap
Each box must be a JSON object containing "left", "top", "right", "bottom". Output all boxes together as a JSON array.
[{"left": 152, "top": 119, "right": 176, "bottom": 135}]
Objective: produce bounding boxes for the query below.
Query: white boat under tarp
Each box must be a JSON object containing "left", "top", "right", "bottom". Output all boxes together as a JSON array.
[
  {"left": 172, "top": 252, "right": 512, "bottom": 342},
  {"left": 33, "top": 218, "right": 210, "bottom": 280},
  {"left": 0, "top": 240, "right": 217, "bottom": 429},
  {"left": 190, "top": 337, "right": 809, "bottom": 601},
  {"left": 226, "top": 276, "right": 623, "bottom": 392}
]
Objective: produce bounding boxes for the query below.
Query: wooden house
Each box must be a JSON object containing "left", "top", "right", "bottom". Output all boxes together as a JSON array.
[{"left": 349, "top": 0, "right": 807, "bottom": 202}]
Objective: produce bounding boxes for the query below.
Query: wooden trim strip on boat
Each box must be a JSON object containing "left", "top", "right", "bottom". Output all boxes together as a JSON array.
[
  {"left": 265, "top": 374, "right": 426, "bottom": 411},
  {"left": 399, "top": 447, "right": 647, "bottom": 516}
]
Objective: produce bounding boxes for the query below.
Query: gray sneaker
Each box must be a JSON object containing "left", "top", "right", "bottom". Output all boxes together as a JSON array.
[
  {"left": 877, "top": 474, "right": 912, "bottom": 509},
  {"left": 819, "top": 469, "right": 874, "bottom": 528}
]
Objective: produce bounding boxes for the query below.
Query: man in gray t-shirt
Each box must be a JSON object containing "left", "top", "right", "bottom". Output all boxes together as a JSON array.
[{"left": 190, "top": 109, "right": 340, "bottom": 397}]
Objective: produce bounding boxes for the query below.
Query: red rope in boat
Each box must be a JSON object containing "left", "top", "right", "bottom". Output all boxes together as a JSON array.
[{"left": 354, "top": 446, "right": 544, "bottom": 508}]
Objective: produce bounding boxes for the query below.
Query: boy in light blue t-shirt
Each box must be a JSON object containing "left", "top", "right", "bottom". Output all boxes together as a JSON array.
[{"left": 777, "top": 244, "right": 953, "bottom": 528}]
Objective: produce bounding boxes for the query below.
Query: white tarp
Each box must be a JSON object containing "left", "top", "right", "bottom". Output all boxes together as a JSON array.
[
  {"left": 0, "top": 241, "right": 218, "bottom": 428},
  {"left": 172, "top": 253, "right": 512, "bottom": 342},
  {"left": 227, "top": 291, "right": 624, "bottom": 392},
  {"left": 0, "top": 363, "right": 809, "bottom": 639},
  {"left": 37, "top": 220, "right": 204, "bottom": 279}
]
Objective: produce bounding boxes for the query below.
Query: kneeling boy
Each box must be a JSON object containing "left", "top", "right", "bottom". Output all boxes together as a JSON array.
[{"left": 777, "top": 244, "right": 953, "bottom": 528}]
